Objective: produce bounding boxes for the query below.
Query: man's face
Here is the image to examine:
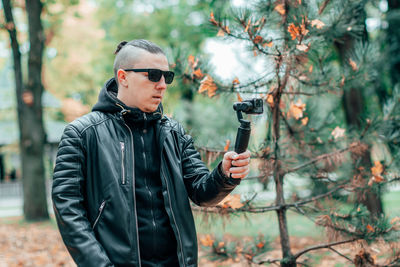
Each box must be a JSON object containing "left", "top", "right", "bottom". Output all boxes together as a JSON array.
[{"left": 117, "top": 51, "right": 169, "bottom": 113}]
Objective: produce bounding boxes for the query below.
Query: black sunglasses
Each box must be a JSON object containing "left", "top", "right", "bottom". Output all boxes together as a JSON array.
[{"left": 124, "top": 68, "right": 175, "bottom": 84}]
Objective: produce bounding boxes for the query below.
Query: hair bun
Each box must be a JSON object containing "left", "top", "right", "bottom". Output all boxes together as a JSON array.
[{"left": 114, "top": 41, "right": 128, "bottom": 54}]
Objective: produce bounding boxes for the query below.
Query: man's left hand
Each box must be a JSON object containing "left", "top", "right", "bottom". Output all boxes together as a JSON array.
[{"left": 221, "top": 150, "right": 251, "bottom": 179}]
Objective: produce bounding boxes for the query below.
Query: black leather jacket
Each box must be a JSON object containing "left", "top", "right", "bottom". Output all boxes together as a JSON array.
[{"left": 52, "top": 81, "right": 241, "bottom": 267}]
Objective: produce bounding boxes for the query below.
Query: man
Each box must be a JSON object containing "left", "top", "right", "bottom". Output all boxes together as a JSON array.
[{"left": 52, "top": 39, "right": 251, "bottom": 267}]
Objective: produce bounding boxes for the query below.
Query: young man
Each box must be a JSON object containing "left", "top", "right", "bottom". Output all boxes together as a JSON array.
[{"left": 52, "top": 39, "right": 251, "bottom": 267}]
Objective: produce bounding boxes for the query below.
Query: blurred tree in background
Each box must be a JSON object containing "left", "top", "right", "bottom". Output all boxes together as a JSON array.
[{"left": 185, "top": 0, "right": 400, "bottom": 266}]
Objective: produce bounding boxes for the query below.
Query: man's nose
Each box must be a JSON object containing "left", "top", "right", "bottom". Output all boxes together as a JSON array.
[{"left": 156, "top": 76, "right": 167, "bottom": 90}]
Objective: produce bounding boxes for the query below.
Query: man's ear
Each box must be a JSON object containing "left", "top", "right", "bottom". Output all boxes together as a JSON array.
[{"left": 117, "top": 69, "right": 129, "bottom": 87}]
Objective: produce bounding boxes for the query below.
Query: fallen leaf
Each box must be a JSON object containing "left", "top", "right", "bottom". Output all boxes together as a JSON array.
[
  {"left": 200, "top": 234, "right": 214, "bottom": 247},
  {"left": 256, "top": 242, "right": 264, "bottom": 249},
  {"left": 366, "top": 224, "right": 374, "bottom": 233},
  {"left": 218, "top": 194, "right": 244, "bottom": 209}
]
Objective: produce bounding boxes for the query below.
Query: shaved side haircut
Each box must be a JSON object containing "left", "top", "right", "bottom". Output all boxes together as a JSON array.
[{"left": 113, "top": 39, "right": 166, "bottom": 84}]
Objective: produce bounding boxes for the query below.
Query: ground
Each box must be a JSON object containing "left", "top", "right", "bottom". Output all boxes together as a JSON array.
[{"left": 1, "top": 217, "right": 398, "bottom": 267}]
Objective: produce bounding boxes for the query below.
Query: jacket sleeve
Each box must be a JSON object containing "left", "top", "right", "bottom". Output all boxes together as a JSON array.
[
  {"left": 52, "top": 125, "right": 113, "bottom": 267},
  {"left": 180, "top": 131, "right": 241, "bottom": 207}
]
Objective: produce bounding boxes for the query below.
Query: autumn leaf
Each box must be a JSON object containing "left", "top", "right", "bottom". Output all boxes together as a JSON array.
[
  {"left": 371, "top": 161, "right": 383, "bottom": 177},
  {"left": 244, "top": 18, "right": 251, "bottom": 32},
  {"left": 366, "top": 224, "right": 374, "bottom": 233},
  {"left": 349, "top": 58, "right": 358, "bottom": 71},
  {"left": 311, "top": 19, "right": 325, "bottom": 29},
  {"left": 225, "top": 25, "right": 231, "bottom": 34},
  {"left": 296, "top": 43, "right": 309, "bottom": 52},
  {"left": 267, "top": 94, "right": 274, "bottom": 107},
  {"left": 200, "top": 234, "right": 214, "bottom": 247},
  {"left": 288, "top": 99, "right": 306, "bottom": 120},
  {"left": 224, "top": 140, "right": 231, "bottom": 152},
  {"left": 301, "top": 117, "right": 309, "bottom": 125},
  {"left": 209, "top": 12, "right": 218, "bottom": 25},
  {"left": 218, "top": 194, "right": 244, "bottom": 209},
  {"left": 274, "top": 4, "right": 286, "bottom": 15},
  {"left": 288, "top": 23, "right": 300, "bottom": 40},
  {"left": 331, "top": 126, "right": 346, "bottom": 140},
  {"left": 254, "top": 35, "right": 263, "bottom": 44},
  {"left": 217, "top": 29, "right": 225, "bottom": 37},
  {"left": 256, "top": 242, "right": 264, "bottom": 249},
  {"left": 233, "top": 78, "right": 240, "bottom": 85},
  {"left": 263, "top": 41, "right": 273, "bottom": 48},
  {"left": 309, "top": 65, "right": 313, "bottom": 73},
  {"left": 193, "top": 68, "right": 204, "bottom": 79},
  {"left": 199, "top": 75, "right": 218, "bottom": 98},
  {"left": 187, "top": 55, "right": 195, "bottom": 65}
]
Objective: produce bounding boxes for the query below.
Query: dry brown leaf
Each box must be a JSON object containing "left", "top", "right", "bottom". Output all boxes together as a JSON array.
[
  {"left": 200, "top": 234, "right": 214, "bottom": 247},
  {"left": 274, "top": 4, "right": 286, "bottom": 15},
  {"left": 331, "top": 126, "right": 346, "bottom": 140},
  {"left": 218, "top": 194, "right": 244, "bottom": 210},
  {"left": 288, "top": 99, "right": 306, "bottom": 120},
  {"left": 224, "top": 139, "right": 231, "bottom": 152},
  {"left": 349, "top": 58, "right": 358, "bottom": 71},
  {"left": 209, "top": 12, "right": 218, "bottom": 25},
  {"left": 288, "top": 23, "right": 300, "bottom": 40},
  {"left": 254, "top": 35, "right": 263, "bottom": 44},
  {"left": 199, "top": 75, "right": 218, "bottom": 98},
  {"left": 244, "top": 18, "right": 251, "bottom": 32},
  {"left": 309, "top": 65, "right": 313, "bottom": 73},
  {"left": 263, "top": 41, "right": 273, "bottom": 47},
  {"left": 236, "top": 93, "right": 243, "bottom": 102},
  {"left": 296, "top": 43, "right": 309, "bottom": 52},
  {"left": 371, "top": 161, "right": 383, "bottom": 177},
  {"left": 366, "top": 224, "right": 374, "bottom": 233},
  {"left": 301, "top": 117, "right": 309, "bottom": 125},
  {"left": 193, "top": 68, "right": 204, "bottom": 79},
  {"left": 311, "top": 19, "right": 325, "bottom": 29},
  {"left": 217, "top": 29, "right": 225, "bottom": 37}
]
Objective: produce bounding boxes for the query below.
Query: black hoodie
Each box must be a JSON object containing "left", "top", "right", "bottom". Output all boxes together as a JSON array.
[{"left": 93, "top": 78, "right": 178, "bottom": 266}]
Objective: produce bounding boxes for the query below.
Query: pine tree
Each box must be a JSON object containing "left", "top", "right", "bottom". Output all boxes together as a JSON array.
[{"left": 186, "top": 0, "right": 400, "bottom": 265}]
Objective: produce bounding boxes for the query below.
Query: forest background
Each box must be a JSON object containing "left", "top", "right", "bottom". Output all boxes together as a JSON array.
[{"left": 0, "top": 0, "right": 399, "bottom": 266}]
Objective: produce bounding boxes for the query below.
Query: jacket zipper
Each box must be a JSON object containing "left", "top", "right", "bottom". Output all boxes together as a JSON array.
[
  {"left": 161, "top": 168, "right": 186, "bottom": 267},
  {"left": 92, "top": 200, "right": 106, "bottom": 229},
  {"left": 121, "top": 120, "right": 142, "bottom": 267},
  {"left": 120, "top": 142, "right": 126, "bottom": 184}
]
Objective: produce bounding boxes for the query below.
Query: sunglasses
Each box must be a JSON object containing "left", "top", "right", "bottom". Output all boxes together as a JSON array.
[{"left": 124, "top": 68, "right": 175, "bottom": 84}]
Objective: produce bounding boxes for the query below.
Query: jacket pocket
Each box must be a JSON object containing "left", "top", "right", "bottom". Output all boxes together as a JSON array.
[
  {"left": 92, "top": 200, "right": 106, "bottom": 229},
  {"left": 120, "top": 141, "right": 126, "bottom": 185}
]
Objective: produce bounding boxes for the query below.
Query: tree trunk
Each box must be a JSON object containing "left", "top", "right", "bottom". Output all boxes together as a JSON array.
[
  {"left": 335, "top": 8, "right": 383, "bottom": 218},
  {"left": 388, "top": 0, "right": 400, "bottom": 87},
  {"left": 3, "top": 0, "right": 49, "bottom": 221}
]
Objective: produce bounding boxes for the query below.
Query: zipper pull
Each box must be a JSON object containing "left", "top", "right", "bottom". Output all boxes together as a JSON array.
[{"left": 99, "top": 201, "right": 106, "bottom": 211}]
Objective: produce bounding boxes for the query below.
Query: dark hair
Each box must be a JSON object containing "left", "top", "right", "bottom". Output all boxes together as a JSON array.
[
  {"left": 113, "top": 39, "right": 166, "bottom": 83},
  {"left": 114, "top": 39, "right": 165, "bottom": 55}
]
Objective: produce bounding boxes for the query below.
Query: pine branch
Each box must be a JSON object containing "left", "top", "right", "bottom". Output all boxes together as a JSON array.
[
  {"left": 293, "top": 238, "right": 359, "bottom": 260},
  {"left": 285, "top": 142, "right": 359, "bottom": 173},
  {"left": 328, "top": 247, "right": 354, "bottom": 263}
]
